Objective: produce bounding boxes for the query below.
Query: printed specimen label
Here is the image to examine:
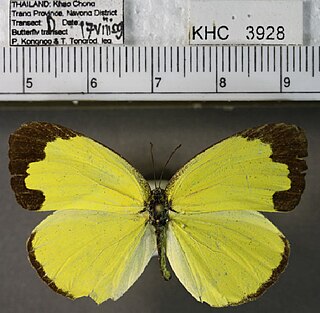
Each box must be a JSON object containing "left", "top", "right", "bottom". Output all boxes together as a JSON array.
[{"left": 10, "top": 0, "right": 124, "bottom": 46}]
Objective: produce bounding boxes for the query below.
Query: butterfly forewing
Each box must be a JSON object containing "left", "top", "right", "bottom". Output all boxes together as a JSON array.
[
  {"left": 166, "top": 123, "right": 307, "bottom": 213},
  {"left": 9, "top": 122, "right": 151, "bottom": 213}
]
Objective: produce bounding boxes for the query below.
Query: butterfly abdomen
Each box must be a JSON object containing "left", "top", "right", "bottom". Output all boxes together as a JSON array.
[{"left": 148, "top": 188, "right": 171, "bottom": 281}]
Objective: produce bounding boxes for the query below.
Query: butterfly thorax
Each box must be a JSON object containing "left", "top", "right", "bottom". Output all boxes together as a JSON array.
[
  {"left": 147, "top": 188, "right": 171, "bottom": 281},
  {"left": 148, "top": 188, "right": 169, "bottom": 227}
]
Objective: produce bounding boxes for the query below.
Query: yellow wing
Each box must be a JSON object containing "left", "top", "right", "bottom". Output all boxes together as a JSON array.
[
  {"left": 9, "top": 122, "right": 155, "bottom": 303},
  {"left": 166, "top": 123, "right": 307, "bottom": 213},
  {"left": 28, "top": 210, "right": 156, "bottom": 303},
  {"left": 167, "top": 210, "right": 288, "bottom": 307},
  {"left": 9, "top": 122, "right": 150, "bottom": 213}
]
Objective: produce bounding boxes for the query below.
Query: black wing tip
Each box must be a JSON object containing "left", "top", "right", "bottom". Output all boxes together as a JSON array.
[
  {"left": 233, "top": 236, "right": 290, "bottom": 306},
  {"left": 10, "top": 176, "right": 44, "bottom": 211},
  {"left": 27, "top": 232, "right": 75, "bottom": 299},
  {"left": 239, "top": 123, "right": 308, "bottom": 212},
  {"left": 9, "top": 122, "right": 79, "bottom": 211}
]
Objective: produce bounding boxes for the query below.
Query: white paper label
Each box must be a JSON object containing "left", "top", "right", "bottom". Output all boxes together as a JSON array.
[
  {"left": 9, "top": 0, "right": 124, "bottom": 46},
  {"left": 189, "top": 0, "right": 303, "bottom": 45}
]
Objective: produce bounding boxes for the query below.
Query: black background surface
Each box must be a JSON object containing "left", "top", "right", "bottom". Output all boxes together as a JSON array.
[{"left": 0, "top": 104, "right": 319, "bottom": 313}]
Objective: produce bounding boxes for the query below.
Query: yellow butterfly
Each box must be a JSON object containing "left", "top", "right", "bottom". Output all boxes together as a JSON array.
[{"left": 9, "top": 122, "right": 307, "bottom": 307}]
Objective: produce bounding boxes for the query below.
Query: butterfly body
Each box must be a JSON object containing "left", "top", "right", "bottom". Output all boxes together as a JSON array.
[
  {"left": 147, "top": 187, "right": 171, "bottom": 280},
  {"left": 9, "top": 122, "right": 307, "bottom": 307}
]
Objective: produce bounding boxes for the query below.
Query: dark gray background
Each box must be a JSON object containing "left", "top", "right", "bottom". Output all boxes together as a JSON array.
[{"left": 0, "top": 104, "right": 319, "bottom": 313}]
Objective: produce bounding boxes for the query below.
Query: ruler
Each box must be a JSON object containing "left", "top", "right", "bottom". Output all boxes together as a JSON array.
[{"left": 1, "top": 45, "right": 320, "bottom": 101}]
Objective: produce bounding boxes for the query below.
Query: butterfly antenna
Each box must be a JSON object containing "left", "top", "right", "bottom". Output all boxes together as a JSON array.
[
  {"left": 150, "top": 142, "right": 157, "bottom": 189},
  {"left": 159, "top": 144, "right": 182, "bottom": 188}
]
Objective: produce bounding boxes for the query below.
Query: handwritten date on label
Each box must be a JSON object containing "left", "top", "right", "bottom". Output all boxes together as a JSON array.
[{"left": 10, "top": 0, "right": 124, "bottom": 46}]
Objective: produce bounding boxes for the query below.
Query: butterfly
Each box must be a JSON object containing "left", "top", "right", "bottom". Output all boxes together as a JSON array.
[{"left": 9, "top": 122, "right": 307, "bottom": 307}]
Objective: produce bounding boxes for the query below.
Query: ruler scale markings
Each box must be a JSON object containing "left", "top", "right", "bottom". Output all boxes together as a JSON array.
[
  {"left": 41, "top": 47, "right": 44, "bottom": 73},
  {"left": 215, "top": 46, "right": 218, "bottom": 92},
  {"left": 106, "top": 46, "right": 109, "bottom": 72},
  {"left": 312, "top": 46, "right": 315, "bottom": 77},
  {"left": 84, "top": 46, "right": 93, "bottom": 94},
  {"left": 3, "top": 45, "right": 320, "bottom": 99},
  {"left": 235, "top": 46, "right": 238, "bottom": 73},
  {"left": 183, "top": 46, "right": 186, "bottom": 77},
  {"left": 99, "top": 46, "right": 102, "bottom": 73},
  {"left": 254, "top": 46, "right": 257, "bottom": 72},
  {"left": 228, "top": 46, "right": 231, "bottom": 73},
  {"left": 119, "top": 46, "right": 121, "bottom": 78},
  {"left": 305, "top": 46, "right": 308, "bottom": 72},
  {"left": 151, "top": 47, "right": 154, "bottom": 93},
  {"left": 267, "top": 46, "right": 270, "bottom": 72},
  {"left": 177, "top": 47, "right": 180, "bottom": 73},
  {"left": 67, "top": 47, "right": 70, "bottom": 73},
  {"left": 247, "top": 46, "right": 250, "bottom": 77},
  {"left": 125, "top": 46, "right": 128, "bottom": 73},
  {"left": 145, "top": 47, "right": 147, "bottom": 73},
  {"left": 190, "top": 46, "right": 192, "bottom": 73},
  {"left": 221, "top": 46, "right": 224, "bottom": 72},
  {"left": 164, "top": 47, "right": 167, "bottom": 72},
  {"left": 209, "top": 46, "right": 212, "bottom": 73},
  {"left": 196, "top": 46, "right": 199, "bottom": 72},
  {"left": 293, "top": 46, "right": 296, "bottom": 72},
  {"left": 74, "top": 47, "right": 77, "bottom": 73},
  {"left": 170, "top": 47, "right": 173, "bottom": 72},
  {"left": 86, "top": 46, "right": 89, "bottom": 93},
  {"left": 16, "top": 47, "right": 18, "bottom": 73},
  {"left": 9, "top": 48, "right": 12, "bottom": 73},
  {"left": 28, "top": 47, "right": 31, "bottom": 73},
  {"left": 48, "top": 47, "right": 50, "bottom": 73},
  {"left": 280, "top": 46, "right": 283, "bottom": 93},
  {"left": 157, "top": 47, "right": 160, "bottom": 73},
  {"left": 93, "top": 47, "right": 96, "bottom": 73},
  {"left": 241, "top": 46, "right": 244, "bottom": 72},
  {"left": 54, "top": 47, "right": 57, "bottom": 78},
  {"left": 3, "top": 47, "right": 5, "bottom": 73},
  {"left": 138, "top": 46, "right": 141, "bottom": 73},
  {"left": 124, "top": 46, "right": 128, "bottom": 73},
  {"left": 299, "top": 46, "right": 301, "bottom": 72},
  {"left": 286, "top": 46, "right": 289, "bottom": 72},
  {"left": 112, "top": 47, "right": 115, "bottom": 73},
  {"left": 132, "top": 46, "right": 134, "bottom": 72},
  {"left": 318, "top": 46, "right": 320, "bottom": 72},
  {"left": 34, "top": 47, "right": 37, "bottom": 73},
  {"left": 260, "top": 46, "right": 263, "bottom": 72},
  {"left": 318, "top": 46, "right": 320, "bottom": 73},
  {"left": 61, "top": 47, "right": 63, "bottom": 73},
  {"left": 203, "top": 46, "right": 205, "bottom": 72},
  {"left": 80, "top": 46, "right": 83, "bottom": 73},
  {"left": 273, "top": 46, "right": 276, "bottom": 72},
  {"left": 22, "top": 47, "right": 25, "bottom": 93}
]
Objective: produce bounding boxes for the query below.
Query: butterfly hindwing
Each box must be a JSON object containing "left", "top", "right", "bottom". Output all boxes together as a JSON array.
[
  {"left": 28, "top": 210, "right": 156, "bottom": 303},
  {"left": 166, "top": 123, "right": 307, "bottom": 213},
  {"left": 167, "top": 210, "right": 289, "bottom": 307},
  {"left": 9, "top": 122, "right": 150, "bottom": 213}
]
